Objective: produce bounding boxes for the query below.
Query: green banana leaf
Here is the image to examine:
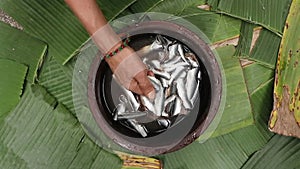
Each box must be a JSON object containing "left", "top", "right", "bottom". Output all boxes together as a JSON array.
[
  {"left": 243, "top": 63, "right": 275, "bottom": 137},
  {"left": 212, "top": 0, "right": 292, "bottom": 35},
  {"left": 249, "top": 29, "right": 281, "bottom": 68},
  {"left": 243, "top": 63, "right": 274, "bottom": 95},
  {"left": 0, "top": 84, "right": 122, "bottom": 169},
  {"left": 0, "top": 59, "right": 27, "bottom": 118},
  {"left": 0, "top": 0, "right": 136, "bottom": 64},
  {"left": 130, "top": 0, "right": 241, "bottom": 43},
  {"left": 269, "top": 0, "right": 300, "bottom": 138},
  {"left": 1, "top": 0, "right": 299, "bottom": 168},
  {"left": 235, "top": 21, "right": 255, "bottom": 57},
  {"left": 205, "top": 0, "right": 219, "bottom": 10},
  {"left": 242, "top": 135, "right": 300, "bottom": 169},
  {"left": 210, "top": 46, "right": 253, "bottom": 137},
  {"left": 159, "top": 46, "right": 271, "bottom": 169},
  {"left": 130, "top": 0, "right": 205, "bottom": 14},
  {"left": 0, "top": 22, "right": 47, "bottom": 83},
  {"left": 38, "top": 56, "right": 75, "bottom": 113}
]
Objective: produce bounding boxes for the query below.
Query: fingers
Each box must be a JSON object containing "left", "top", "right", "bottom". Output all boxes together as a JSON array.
[
  {"left": 106, "top": 46, "right": 156, "bottom": 99},
  {"left": 129, "top": 80, "right": 143, "bottom": 96},
  {"left": 128, "top": 70, "right": 156, "bottom": 100},
  {"left": 133, "top": 70, "right": 156, "bottom": 100}
]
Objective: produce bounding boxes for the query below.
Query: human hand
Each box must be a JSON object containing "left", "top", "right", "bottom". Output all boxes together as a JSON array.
[{"left": 105, "top": 46, "right": 156, "bottom": 100}]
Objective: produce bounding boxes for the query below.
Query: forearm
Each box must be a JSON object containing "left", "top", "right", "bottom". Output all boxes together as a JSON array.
[
  {"left": 65, "top": 0, "right": 155, "bottom": 98},
  {"left": 65, "top": 0, "right": 107, "bottom": 35},
  {"left": 65, "top": 0, "right": 121, "bottom": 55}
]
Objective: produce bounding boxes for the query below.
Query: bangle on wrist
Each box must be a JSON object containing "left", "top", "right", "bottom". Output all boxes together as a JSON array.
[{"left": 105, "top": 38, "right": 130, "bottom": 59}]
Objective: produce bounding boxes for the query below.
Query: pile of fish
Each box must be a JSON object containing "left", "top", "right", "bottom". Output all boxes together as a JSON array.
[{"left": 113, "top": 35, "right": 201, "bottom": 137}]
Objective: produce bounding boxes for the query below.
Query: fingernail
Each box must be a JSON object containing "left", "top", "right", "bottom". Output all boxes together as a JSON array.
[{"left": 147, "top": 90, "right": 156, "bottom": 102}]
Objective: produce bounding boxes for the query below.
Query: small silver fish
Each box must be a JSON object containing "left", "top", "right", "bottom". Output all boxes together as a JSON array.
[
  {"left": 172, "top": 96, "right": 182, "bottom": 116},
  {"left": 186, "top": 68, "right": 199, "bottom": 99},
  {"left": 151, "top": 69, "right": 171, "bottom": 80},
  {"left": 197, "top": 69, "right": 201, "bottom": 80},
  {"left": 128, "top": 119, "right": 148, "bottom": 137},
  {"left": 117, "top": 111, "right": 148, "bottom": 120},
  {"left": 150, "top": 40, "right": 163, "bottom": 50},
  {"left": 186, "top": 56, "right": 199, "bottom": 68},
  {"left": 148, "top": 76, "right": 164, "bottom": 116},
  {"left": 159, "top": 35, "right": 173, "bottom": 49},
  {"left": 160, "top": 77, "right": 169, "bottom": 88},
  {"left": 163, "top": 55, "right": 181, "bottom": 67},
  {"left": 148, "top": 76, "right": 161, "bottom": 91},
  {"left": 157, "top": 118, "right": 171, "bottom": 128},
  {"left": 164, "top": 95, "right": 177, "bottom": 107},
  {"left": 121, "top": 86, "right": 140, "bottom": 111},
  {"left": 161, "top": 111, "right": 169, "bottom": 117},
  {"left": 167, "top": 44, "right": 178, "bottom": 60},
  {"left": 176, "top": 77, "right": 193, "bottom": 110},
  {"left": 163, "top": 61, "right": 190, "bottom": 72},
  {"left": 191, "top": 81, "right": 200, "bottom": 106},
  {"left": 163, "top": 95, "right": 177, "bottom": 117},
  {"left": 178, "top": 44, "right": 188, "bottom": 63},
  {"left": 113, "top": 103, "right": 126, "bottom": 121},
  {"left": 147, "top": 60, "right": 161, "bottom": 69},
  {"left": 134, "top": 110, "right": 161, "bottom": 123},
  {"left": 168, "top": 67, "right": 187, "bottom": 86},
  {"left": 119, "top": 95, "right": 134, "bottom": 111},
  {"left": 140, "top": 96, "right": 156, "bottom": 114}
]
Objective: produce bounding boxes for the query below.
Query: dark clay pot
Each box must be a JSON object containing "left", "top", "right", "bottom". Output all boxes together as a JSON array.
[{"left": 88, "top": 21, "right": 223, "bottom": 155}]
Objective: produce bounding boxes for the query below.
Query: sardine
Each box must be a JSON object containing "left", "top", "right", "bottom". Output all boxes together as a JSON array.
[
  {"left": 160, "top": 77, "right": 169, "bottom": 88},
  {"left": 186, "top": 68, "right": 199, "bottom": 99},
  {"left": 157, "top": 118, "right": 171, "bottom": 128},
  {"left": 138, "top": 45, "right": 152, "bottom": 58},
  {"left": 161, "top": 111, "right": 169, "bottom": 117},
  {"left": 147, "top": 60, "right": 161, "bottom": 69},
  {"left": 151, "top": 68, "right": 171, "bottom": 80},
  {"left": 160, "top": 35, "right": 173, "bottom": 49},
  {"left": 186, "top": 56, "right": 199, "bottom": 68},
  {"left": 119, "top": 95, "right": 133, "bottom": 111},
  {"left": 178, "top": 44, "right": 188, "bottom": 63},
  {"left": 168, "top": 67, "right": 187, "bottom": 85},
  {"left": 167, "top": 44, "right": 178, "bottom": 60},
  {"left": 113, "top": 103, "right": 126, "bottom": 121},
  {"left": 150, "top": 40, "right": 163, "bottom": 50},
  {"left": 191, "top": 80, "right": 200, "bottom": 106},
  {"left": 163, "top": 61, "right": 190, "bottom": 72},
  {"left": 148, "top": 76, "right": 165, "bottom": 116},
  {"left": 121, "top": 86, "right": 140, "bottom": 111},
  {"left": 148, "top": 76, "right": 161, "bottom": 91},
  {"left": 197, "top": 69, "right": 202, "bottom": 81},
  {"left": 117, "top": 111, "right": 148, "bottom": 120},
  {"left": 163, "top": 95, "right": 177, "bottom": 117},
  {"left": 134, "top": 110, "right": 160, "bottom": 123},
  {"left": 172, "top": 96, "right": 182, "bottom": 116},
  {"left": 140, "top": 96, "right": 156, "bottom": 114},
  {"left": 163, "top": 55, "right": 181, "bottom": 67},
  {"left": 128, "top": 119, "right": 148, "bottom": 137},
  {"left": 176, "top": 77, "right": 193, "bottom": 110},
  {"left": 164, "top": 95, "right": 177, "bottom": 107}
]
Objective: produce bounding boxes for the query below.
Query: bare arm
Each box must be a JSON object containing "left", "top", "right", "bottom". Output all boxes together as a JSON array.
[
  {"left": 65, "top": 0, "right": 155, "bottom": 99},
  {"left": 65, "top": 0, "right": 107, "bottom": 35}
]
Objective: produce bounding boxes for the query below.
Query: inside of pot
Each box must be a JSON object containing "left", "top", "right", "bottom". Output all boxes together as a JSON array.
[{"left": 94, "top": 33, "right": 212, "bottom": 140}]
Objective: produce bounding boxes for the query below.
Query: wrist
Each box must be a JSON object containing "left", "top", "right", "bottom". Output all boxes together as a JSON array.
[{"left": 104, "top": 38, "right": 131, "bottom": 59}]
